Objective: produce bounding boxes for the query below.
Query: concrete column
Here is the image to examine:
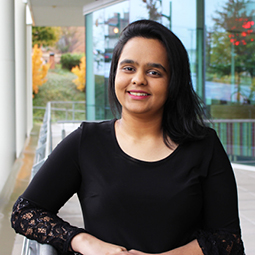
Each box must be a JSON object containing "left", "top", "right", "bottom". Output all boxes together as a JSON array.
[
  {"left": 0, "top": 0, "right": 16, "bottom": 193},
  {"left": 26, "top": 5, "right": 33, "bottom": 136},
  {"left": 15, "top": 0, "right": 27, "bottom": 157}
]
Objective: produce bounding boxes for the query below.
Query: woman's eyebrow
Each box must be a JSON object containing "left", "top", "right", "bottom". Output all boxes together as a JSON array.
[
  {"left": 119, "top": 59, "right": 137, "bottom": 65},
  {"left": 147, "top": 63, "right": 167, "bottom": 73},
  {"left": 119, "top": 59, "right": 167, "bottom": 72}
]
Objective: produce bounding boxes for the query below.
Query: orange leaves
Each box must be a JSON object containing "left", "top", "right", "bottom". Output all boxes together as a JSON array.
[
  {"left": 32, "top": 44, "right": 49, "bottom": 96},
  {"left": 71, "top": 56, "right": 86, "bottom": 92}
]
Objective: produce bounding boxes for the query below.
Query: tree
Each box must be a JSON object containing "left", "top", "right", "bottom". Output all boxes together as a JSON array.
[
  {"left": 71, "top": 56, "right": 86, "bottom": 92},
  {"left": 57, "top": 27, "right": 81, "bottom": 53},
  {"left": 209, "top": 0, "right": 255, "bottom": 101},
  {"left": 142, "top": 0, "right": 162, "bottom": 20},
  {"left": 32, "top": 26, "right": 61, "bottom": 47},
  {"left": 32, "top": 44, "right": 50, "bottom": 96}
]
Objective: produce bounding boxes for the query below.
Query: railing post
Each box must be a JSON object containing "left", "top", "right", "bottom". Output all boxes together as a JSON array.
[{"left": 209, "top": 119, "right": 255, "bottom": 164}]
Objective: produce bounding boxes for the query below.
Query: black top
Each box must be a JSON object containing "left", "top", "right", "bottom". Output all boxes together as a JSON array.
[{"left": 11, "top": 119, "right": 245, "bottom": 254}]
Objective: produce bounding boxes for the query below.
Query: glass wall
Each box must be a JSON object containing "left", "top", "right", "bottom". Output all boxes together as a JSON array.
[
  {"left": 205, "top": 0, "right": 255, "bottom": 106},
  {"left": 85, "top": 0, "right": 255, "bottom": 165},
  {"left": 86, "top": 0, "right": 197, "bottom": 119},
  {"left": 131, "top": 0, "right": 198, "bottom": 86},
  {"left": 86, "top": 1, "right": 129, "bottom": 120},
  {"left": 205, "top": 0, "right": 255, "bottom": 164}
]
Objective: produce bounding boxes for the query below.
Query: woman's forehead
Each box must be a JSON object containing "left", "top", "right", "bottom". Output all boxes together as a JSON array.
[{"left": 118, "top": 37, "right": 169, "bottom": 68}]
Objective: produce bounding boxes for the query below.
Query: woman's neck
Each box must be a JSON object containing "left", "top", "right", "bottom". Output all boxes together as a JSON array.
[
  {"left": 117, "top": 113, "right": 163, "bottom": 140},
  {"left": 114, "top": 113, "right": 177, "bottom": 162}
]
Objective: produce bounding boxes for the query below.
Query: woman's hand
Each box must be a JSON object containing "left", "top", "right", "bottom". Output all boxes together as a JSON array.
[
  {"left": 71, "top": 232, "right": 127, "bottom": 255},
  {"left": 71, "top": 235, "right": 202, "bottom": 255},
  {"left": 128, "top": 239, "right": 203, "bottom": 255},
  {"left": 129, "top": 250, "right": 151, "bottom": 255}
]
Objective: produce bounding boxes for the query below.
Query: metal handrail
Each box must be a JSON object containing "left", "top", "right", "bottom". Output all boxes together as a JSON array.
[
  {"left": 33, "top": 101, "right": 85, "bottom": 122},
  {"left": 22, "top": 102, "right": 58, "bottom": 255},
  {"left": 22, "top": 101, "right": 86, "bottom": 255},
  {"left": 209, "top": 119, "right": 255, "bottom": 123}
]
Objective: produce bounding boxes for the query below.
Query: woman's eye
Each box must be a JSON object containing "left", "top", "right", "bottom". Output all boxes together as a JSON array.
[
  {"left": 148, "top": 70, "right": 161, "bottom": 76},
  {"left": 123, "top": 66, "right": 134, "bottom": 72}
]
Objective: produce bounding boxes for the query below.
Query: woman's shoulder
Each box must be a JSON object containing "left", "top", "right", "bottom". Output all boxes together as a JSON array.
[
  {"left": 182, "top": 127, "right": 219, "bottom": 152},
  {"left": 80, "top": 119, "right": 115, "bottom": 128},
  {"left": 204, "top": 126, "right": 218, "bottom": 138},
  {"left": 56, "top": 119, "right": 115, "bottom": 146},
  {"left": 79, "top": 119, "right": 115, "bottom": 133},
  {"left": 78, "top": 119, "right": 116, "bottom": 141},
  {"left": 184, "top": 126, "right": 218, "bottom": 144},
  {"left": 50, "top": 119, "right": 116, "bottom": 160}
]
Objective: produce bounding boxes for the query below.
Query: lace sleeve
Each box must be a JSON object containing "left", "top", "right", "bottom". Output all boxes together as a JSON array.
[
  {"left": 195, "top": 229, "right": 245, "bottom": 255},
  {"left": 11, "top": 196, "right": 87, "bottom": 255}
]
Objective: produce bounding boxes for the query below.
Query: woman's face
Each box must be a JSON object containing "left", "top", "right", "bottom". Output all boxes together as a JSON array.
[{"left": 115, "top": 37, "right": 170, "bottom": 119}]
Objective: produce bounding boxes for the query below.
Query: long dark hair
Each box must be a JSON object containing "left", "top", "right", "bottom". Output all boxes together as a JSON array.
[{"left": 108, "top": 19, "right": 207, "bottom": 146}]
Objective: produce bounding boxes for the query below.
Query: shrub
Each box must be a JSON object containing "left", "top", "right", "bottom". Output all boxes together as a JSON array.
[
  {"left": 71, "top": 56, "right": 86, "bottom": 91},
  {"left": 60, "top": 53, "right": 83, "bottom": 70},
  {"left": 32, "top": 44, "right": 50, "bottom": 96}
]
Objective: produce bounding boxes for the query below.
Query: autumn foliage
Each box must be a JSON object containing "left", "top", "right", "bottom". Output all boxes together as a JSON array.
[
  {"left": 71, "top": 56, "right": 86, "bottom": 91},
  {"left": 32, "top": 44, "right": 49, "bottom": 96}
]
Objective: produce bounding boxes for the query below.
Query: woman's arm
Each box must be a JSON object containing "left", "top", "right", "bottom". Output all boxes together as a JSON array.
[
  {"left": 128, "top": 230, "right": 245, "bottom": 255},
  {"left": 12, "top": 197, "right": 127, "bottom": 255},
  {"left": 196, "top": 131, "right": 245, "bottom": 254},
  {"left": 11, "top": 124, "right": 130, "bottom": 255},
  {"left": 11, "top": 197, "right": 87, "bottom": 254},
  {"left": 125, "top": 132, "right": 245, "bottom": 255}
]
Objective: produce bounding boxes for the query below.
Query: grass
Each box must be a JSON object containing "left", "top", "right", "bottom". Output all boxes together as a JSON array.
[
  {"left": 33, "top": 68, "right": 85, "bottom": 122},
  {"left": 33, "top": 68, "right": 112, "bottom": 122},
  {"left": 33, "top": 69, "right": 85, "bottom": 105}
]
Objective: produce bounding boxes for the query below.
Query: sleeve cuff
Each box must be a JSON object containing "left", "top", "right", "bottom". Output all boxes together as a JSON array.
[
  {"left": 194, "top": 229, "right": 245, "bottom": 255},
  {"left": 64, "top": 228, "right": 88, "bottom": 255}
]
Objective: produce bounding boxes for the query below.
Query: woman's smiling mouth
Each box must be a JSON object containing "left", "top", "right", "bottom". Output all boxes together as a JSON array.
[{"left": 128, "top": 91, "right": 151, "bottom": 98}]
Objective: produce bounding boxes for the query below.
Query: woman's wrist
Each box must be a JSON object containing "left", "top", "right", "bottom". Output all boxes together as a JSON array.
[
  {"left": 71, "top": 232, "right": 127, "bottom": 255},
  {"left": 71, "top": 232, "right": 91, "bottom": 253}
]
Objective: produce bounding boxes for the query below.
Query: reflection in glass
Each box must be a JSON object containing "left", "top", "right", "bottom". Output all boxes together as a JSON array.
[
  {"left": 206, "top": 0, "right": 255, "bottom": 105},
  {"left": 92, "top": 1, "right": 129, "bottom": 120},
  {"left": 206, "top": 0, "right": 255, "bottom": 165}
]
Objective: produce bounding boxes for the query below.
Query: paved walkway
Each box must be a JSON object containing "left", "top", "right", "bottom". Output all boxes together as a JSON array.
[
  {"left": 10, "top": 123, "right": 255, "bottom": 254},
  {"left": 0, "top": 125, "right": 40, "bottom": 255},
  {"left": 232, "top": 164, "right": 255, "bottom": 254}
]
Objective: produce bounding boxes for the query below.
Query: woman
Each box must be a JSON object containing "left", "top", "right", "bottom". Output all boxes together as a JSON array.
[{"left": 11, "top": 20, "right": 245, "bottom": 255}]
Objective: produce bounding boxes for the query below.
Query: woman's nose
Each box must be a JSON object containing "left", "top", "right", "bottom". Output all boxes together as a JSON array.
[{"left": 131, "top": 71, "right": 147, "bottom": 86}]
